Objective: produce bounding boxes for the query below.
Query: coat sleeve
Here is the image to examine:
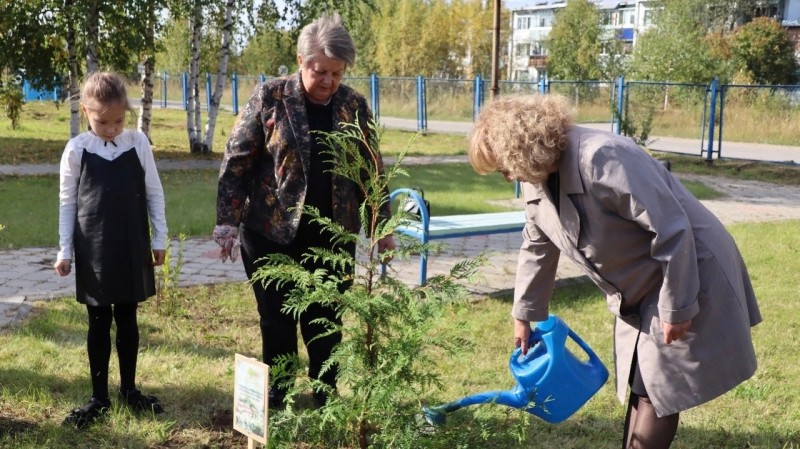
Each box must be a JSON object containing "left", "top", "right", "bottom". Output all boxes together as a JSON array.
[
  {"left": 217, "top": 83, "right": 272, "bottom": 226},
  {"left": 512, "top": 211, "right": 561, "bottom": 322},
  {"left": 587, "top": 146, "right": 700, "bottom": 324}
]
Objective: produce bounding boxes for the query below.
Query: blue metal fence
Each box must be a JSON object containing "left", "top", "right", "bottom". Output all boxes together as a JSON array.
[{"left": 21, "top": 71, "right": 794, "bottom": 163}]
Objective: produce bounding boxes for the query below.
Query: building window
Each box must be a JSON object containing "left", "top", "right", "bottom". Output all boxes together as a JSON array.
[{"left": 643, "top": 9, "right": 654, "bottom": 26}]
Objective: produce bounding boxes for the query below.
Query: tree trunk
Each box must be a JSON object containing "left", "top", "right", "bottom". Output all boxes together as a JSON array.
[
  {"left": 187, "top": 0, "right": 205, "bottom": 154},
  {"left": 65, "top": 0, "right": 81, "bottom": 138},
  {"left": 202, "top": 0, "right": 236, "bottom": 153},
  {"left": 137, "top": 0, "right": 157, "bottom": 142},
  {"left": 85, "top": 0, "right": 100, "bottom": 74},
  {"left": 138, "top": 55, "right": 155, "bottom": 141}
]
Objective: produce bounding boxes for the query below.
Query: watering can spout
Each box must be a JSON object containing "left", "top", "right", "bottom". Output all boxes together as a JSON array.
[
  {"left": 422, "top": 390, "right": 526, "bottom": 425},
  {"left": 423, "top": 315, "right": 609, "bottom": 426}
]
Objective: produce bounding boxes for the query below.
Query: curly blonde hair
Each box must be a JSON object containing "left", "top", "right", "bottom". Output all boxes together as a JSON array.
[{"left": 468, "top": 94, "right": 574, "bottom": 183}]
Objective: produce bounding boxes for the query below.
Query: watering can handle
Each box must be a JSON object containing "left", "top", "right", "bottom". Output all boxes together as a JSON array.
[
  {"left": 568, "top": 328, "right": 602, "bottom": 363},
  {"left": 511, "top": 329, "right": 544, "bottom": 364}
]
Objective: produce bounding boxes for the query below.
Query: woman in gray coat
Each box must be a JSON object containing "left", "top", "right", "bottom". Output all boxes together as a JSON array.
[{"left": 468, "top": 94, "right": 761, "bottom": 449}]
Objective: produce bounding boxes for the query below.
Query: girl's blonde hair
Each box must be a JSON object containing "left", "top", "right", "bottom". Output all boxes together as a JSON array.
[
  {"left": 468, "top": 94, "right": 574, "bottom": 184},
  {"left": 80, "top": 71, "right": 134, "bottom": 116}
]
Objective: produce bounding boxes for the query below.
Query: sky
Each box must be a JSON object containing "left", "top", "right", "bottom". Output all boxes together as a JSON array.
[{"left": 503, "top": 0, "right": 536, "bottom": 9}]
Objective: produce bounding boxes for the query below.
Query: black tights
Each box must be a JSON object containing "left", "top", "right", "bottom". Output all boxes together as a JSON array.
[
  {"left": 86, "top": 303, "right": 140, "bottom": 401},
  {"left": 623, "top": 392, "right": 680, "bottom": 449}
]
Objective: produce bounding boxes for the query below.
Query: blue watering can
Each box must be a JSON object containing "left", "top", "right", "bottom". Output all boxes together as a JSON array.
[{"left": 423, "top": 315, "right": 608, "bottom": 425}]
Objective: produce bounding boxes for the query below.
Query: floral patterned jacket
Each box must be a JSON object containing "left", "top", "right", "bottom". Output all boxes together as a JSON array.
[{"left": 216, "top": 72, "right": 389, "bottom": 244}]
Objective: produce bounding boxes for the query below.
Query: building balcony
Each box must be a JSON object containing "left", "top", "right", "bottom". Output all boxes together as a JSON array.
[{"left": 529, "top": 55, "right": 549, "bottom": 69}]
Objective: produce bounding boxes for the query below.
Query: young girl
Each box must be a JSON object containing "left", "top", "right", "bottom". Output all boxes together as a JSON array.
[{"left": 54, "top": 71, "right": 168, "bottom": 429}]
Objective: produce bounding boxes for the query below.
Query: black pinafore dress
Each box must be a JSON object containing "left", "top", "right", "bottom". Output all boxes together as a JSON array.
[{"left": 73, "top": 148, "right": 156, "bottom": 306}]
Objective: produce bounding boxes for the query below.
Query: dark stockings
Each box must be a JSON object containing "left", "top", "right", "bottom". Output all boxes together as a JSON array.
[
  {"left": 86, "top": 303, "right": 139, "bottom": 401},
  {"left": 623, "top": 392, "right": 679, "bottom": 449}
]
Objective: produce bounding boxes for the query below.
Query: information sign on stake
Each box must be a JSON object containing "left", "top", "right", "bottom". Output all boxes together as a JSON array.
[{"left": 233, "top": 353, "right": 270, "bottom": 447}]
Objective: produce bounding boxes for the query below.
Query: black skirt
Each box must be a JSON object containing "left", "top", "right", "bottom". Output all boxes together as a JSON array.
[{"left": 73, "top": 149, "right": 155, "bottom": 306}]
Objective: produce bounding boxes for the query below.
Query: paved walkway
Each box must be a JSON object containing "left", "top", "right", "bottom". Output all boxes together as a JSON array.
[
  {"left": 2, "top": 115, "right": 800, "bottom": 329},
  {"left": 2, "top": 167, "right": 800, "bottom": 330}
]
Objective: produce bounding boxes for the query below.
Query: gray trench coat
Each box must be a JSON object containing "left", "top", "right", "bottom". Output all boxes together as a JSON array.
[{"left": 512, "top": 126, "right": 762, "bottom": 417}]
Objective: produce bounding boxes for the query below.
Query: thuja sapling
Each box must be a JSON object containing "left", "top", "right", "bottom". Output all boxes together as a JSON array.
[{"left": 250, "top": 118, "right": 486, "bottom": 449}]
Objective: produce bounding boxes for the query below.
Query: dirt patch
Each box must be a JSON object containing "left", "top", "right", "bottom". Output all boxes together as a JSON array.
[
  {"left": 152, "top": 409, "right": 248, "bottom": 448},
  {"left": 0, "top": 409, "right": 38, "bottom": 437},
  {"left": 210, "top": 407, "right": 233, "bottom": 431}
]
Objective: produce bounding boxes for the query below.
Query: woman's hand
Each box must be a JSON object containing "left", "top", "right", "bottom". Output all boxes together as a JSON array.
[
  {"left": 152, "top": 250, "right": 166, "bottom": 266},
  {"left": 514, "top": 318, "right": 532, "bottom": 355},
  {"left": 213, "top": 224, "right": 240, "bottom": 263},
  {"left": 662, "top": 319, "right": 692, "bottom": 344},
  {"left": 377, "top": 235, "right": 396, "bottom": 264},
  {"left": 54, "top": 259, "right": 71, "bottom": 276}
]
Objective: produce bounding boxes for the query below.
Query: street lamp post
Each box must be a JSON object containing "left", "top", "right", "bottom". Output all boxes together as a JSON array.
[{"left": 490, "top": 0, "right": 501, "bottom": 100}]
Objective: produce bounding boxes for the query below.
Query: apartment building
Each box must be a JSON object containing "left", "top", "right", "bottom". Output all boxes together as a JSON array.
[{"left": 507, "top": 0, "right": 798, "bottom": 81}]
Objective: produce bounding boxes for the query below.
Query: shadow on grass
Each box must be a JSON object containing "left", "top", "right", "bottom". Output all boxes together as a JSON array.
[
  {"left": 0, "top": 365, "right": 242, "bottom": 449},
  {"left": 0, "top": 136, "right": 64, "bottom": 165},
  {"left": 486, "top": 276, "right": 596, "bottom": 307},
  {"left": 418, "top": 408, "right": 797, "bottom": 449},
  {"left": 15, "top": 297, "right": 249, "bottom": 361}
]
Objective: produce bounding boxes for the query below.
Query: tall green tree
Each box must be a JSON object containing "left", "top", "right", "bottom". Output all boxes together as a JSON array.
[
  {"left": 0, "top": 1, "right": 66, "bottom": 91},
  {"left": 730, "top": 17, "right": 798, "bottom": 85},
  {"left": 236, "top": 28, "right": 296, "bottom": 77},
  {"left": 372, "top": 0, "right": 427, "bottom": 76},
  {"left": 547, "top": 0, "right": 602, "bottom": 80},
  {"left": 629, "top": 0, "right": 718, "bottom": 82},
  {"left": 417, "top": 0, "right": 458, "bottom": 77},
  {"left": 454, "top": 0, "right": 500, "bottom": 79}
]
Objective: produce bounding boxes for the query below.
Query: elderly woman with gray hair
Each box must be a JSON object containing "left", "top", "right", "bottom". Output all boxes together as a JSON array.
[
  {"left": 214, "top": 13, "right": 395, "bottom": 409},
  {"left": 469, "top": 94, "right": 761, "bottom": 449}
]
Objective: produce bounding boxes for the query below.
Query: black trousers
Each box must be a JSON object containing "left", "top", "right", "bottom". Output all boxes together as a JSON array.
[{"left": 239, "top": 225, "right": 353, "bottom": 393}]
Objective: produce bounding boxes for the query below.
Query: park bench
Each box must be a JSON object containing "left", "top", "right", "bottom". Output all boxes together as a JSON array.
[{"left": 387, "top": 188, "right": 526, "bottom": 285}]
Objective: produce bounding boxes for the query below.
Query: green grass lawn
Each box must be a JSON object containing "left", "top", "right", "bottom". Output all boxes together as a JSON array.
[
  {"left": 1, "top": 221, "right": 798, "bottom": 448},
  {"left": 0, "top": 102, "right": 466, "bottom": 165},
  {"left": 0, "top": 163, "right": 723, "bottom": 250},
  {"left": 2, "top": 100, "right": 800, "bottom": 448}
]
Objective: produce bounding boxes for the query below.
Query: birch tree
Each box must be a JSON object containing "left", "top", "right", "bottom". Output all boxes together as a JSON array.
[
  {"left": 201, "top": 0, "right": 236, "bottom": 152},
  {"left": 182, "top": 0, "right": 204, "bottom": 153}
]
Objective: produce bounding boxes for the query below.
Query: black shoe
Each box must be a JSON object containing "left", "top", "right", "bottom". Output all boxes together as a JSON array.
[
  {"left": 63, "top": 397, "right": 111, "bottom": 429},
  {"left": 268, "top": 387, "right": 286, "bottom": 410},
  {"left": 119, "top": 388, "right": 164, "bottom": 414}
]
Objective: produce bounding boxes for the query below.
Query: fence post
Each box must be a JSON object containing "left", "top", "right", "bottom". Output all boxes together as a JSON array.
[
  {"left": 717, "top": 83, "right": 726, "bottom": 159},
  {"left": 614, "top": 75, "right": 625, "bottom": 135},
  {"left": 205, "top": 72, "right": 212, "bottom": 111},
  {"left": 537, "top": 75, "right": 547, "bottom": 94},
  {"left": 416, "top": 75, "right": 427, "bottom": 133},
  {"left": 161, "top": 71, "right": 168, "bottom": 108},
  {"left": 232, "top": 72, "right": 239, "bottom": 115},
  {"left": 181, "top": 72, "right": 188, "bottom": 110},
  {"left": 370, "top": 73, "right": 380, "bottom": 121},
  {"left": 704, "top": 77, "right": 719, "bottom": 164},
  {"left": 473, "top": 74, "right": 484, "bottom": 121}
]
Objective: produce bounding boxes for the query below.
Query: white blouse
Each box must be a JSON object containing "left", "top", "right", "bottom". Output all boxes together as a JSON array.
[{"left": 57, "top": 129, "right": 168, "bottom": 261}]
